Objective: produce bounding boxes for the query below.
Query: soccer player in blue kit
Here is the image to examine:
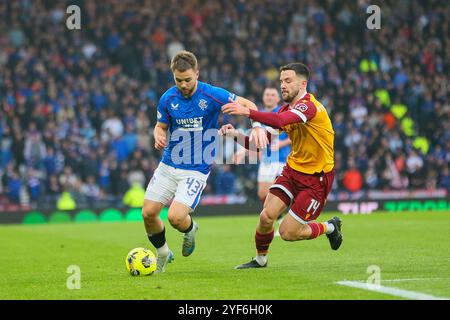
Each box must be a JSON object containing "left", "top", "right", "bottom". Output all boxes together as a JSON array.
[{"left": 142, "top": 51, "right": 268, "bottom": 273}]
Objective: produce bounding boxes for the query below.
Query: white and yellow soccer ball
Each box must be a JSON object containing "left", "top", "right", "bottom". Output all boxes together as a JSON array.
[{"left": 125, "top": 247, "right": 157, "bottom": 276}]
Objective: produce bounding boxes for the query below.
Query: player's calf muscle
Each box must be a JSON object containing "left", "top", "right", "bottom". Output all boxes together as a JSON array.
[
  {"left": 142, "top": 209, "right": 159, "bottom": 221},
  {"left": 279, "top": 225, "right": 310, "bottom": 241},
  {"left": 280, "top": 232, "right": 305, "bottom": 241}
]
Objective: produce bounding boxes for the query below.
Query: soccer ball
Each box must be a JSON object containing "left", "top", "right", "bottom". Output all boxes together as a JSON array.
[{"left": 125, "top": 247, "right": 157, "bottom": 276}]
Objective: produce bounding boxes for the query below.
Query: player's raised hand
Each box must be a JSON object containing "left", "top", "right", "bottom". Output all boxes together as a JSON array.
[
  {"left": 221, "top": 103, "right": 250, "bottom": 117},
  {"left": 218, "top": 123, "right": 238, "bottom": 137},
  {"left": 250, "top": 127, "right": 269, "bottom": 149}
]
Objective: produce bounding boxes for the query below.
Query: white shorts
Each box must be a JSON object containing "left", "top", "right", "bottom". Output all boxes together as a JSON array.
[
  {"left": 258, "top": 162, "right": 285, "bottom": 183},
  {"left": 145, "top": 162, "right": 209, "bottom": 212}
]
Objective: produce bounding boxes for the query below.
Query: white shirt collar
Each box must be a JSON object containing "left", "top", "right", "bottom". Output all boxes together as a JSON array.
[
  {"left": 288, "top": 91, "right": 308, "bottom": 108},
  {"left": 299, "top": 91, "right": 308, "bottom": 100}
]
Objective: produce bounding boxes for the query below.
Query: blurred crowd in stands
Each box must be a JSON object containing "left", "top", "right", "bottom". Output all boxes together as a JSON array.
[{"left": 0, "top": 0, "right": 449, "bottom": 208}]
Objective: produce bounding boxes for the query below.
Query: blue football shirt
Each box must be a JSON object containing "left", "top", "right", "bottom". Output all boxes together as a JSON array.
[{"left": 157, "top": 81, "right": 236, "bottom": 174}]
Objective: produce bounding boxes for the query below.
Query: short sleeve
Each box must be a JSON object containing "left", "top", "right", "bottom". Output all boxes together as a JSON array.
[
  {"left": 156, "top": 96, "right": 169, "bottom": 124},
  {"left": 209, "top": 86, "right": 237, "bottom": 106},
  {"left": 289, "top": 101, "right": 317, "bottom": 123}
]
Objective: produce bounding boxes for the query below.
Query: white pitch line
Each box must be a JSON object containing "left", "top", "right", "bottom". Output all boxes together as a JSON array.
[
  {"left": 381, "top": 278, "right": 450, "bottom": 283},
  {"left": 351, "top": 278, "right": 450, "bottom": 283},
  {"left": 336, "top": 281, "right": 449, "bottom": 300}
]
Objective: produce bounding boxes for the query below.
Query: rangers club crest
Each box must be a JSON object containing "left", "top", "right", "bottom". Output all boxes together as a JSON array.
[{"left": 198, "top": 99, "right": 208, "bottom": 110}]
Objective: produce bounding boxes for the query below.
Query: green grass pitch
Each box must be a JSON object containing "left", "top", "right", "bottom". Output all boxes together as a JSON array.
[{"left": 0, "top": 211, "right": 449, "bottom": 300}]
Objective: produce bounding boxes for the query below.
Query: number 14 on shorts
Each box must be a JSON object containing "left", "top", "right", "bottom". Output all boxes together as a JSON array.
[{"left": 307, "top": 198, "right": 321, "bottom": 214}]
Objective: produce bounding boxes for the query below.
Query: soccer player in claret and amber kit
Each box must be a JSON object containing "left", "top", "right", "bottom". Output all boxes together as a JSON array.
[{"left": 221, "top": 63, "right": 343, "bottom": 269}]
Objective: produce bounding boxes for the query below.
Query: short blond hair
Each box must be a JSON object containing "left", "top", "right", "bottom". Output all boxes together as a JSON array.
[{"left": 170, "top": 51, "right": 198, "bottom": 72}]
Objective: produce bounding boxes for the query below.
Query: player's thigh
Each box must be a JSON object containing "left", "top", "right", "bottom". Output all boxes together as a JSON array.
[
  {"left": 144, "top": 162, "right": 177, "bottom": 206},
  {"left": 173, "top": 169, "right": 208, "bottom": 212}
]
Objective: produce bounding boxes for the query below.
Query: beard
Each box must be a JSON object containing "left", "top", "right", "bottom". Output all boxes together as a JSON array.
[
  {"left": 181, "top": 87, "right": 195, "bottom": 97},
  {"left": 282, "top": 88, "right": 299, "bottom": 103}
]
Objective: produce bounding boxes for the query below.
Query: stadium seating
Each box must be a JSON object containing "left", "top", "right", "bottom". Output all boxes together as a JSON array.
[{"left": 0, "top": 0, "right": 448, "bottom": 209}]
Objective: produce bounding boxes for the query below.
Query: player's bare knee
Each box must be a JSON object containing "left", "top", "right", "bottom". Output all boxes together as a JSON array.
[
  {"left": 167, "top": 214, "right": 180, "bottom": 228},
  {"left": 279, "top": 227, "right": 295, "bottom": 241},
  {"left": 279, "top": 229, "right": 292, "bottom": 241},
  {"left": 259, "top": 208, "right": 276, "bottom": 227},
  {"left": 167, "top": 212, "right": 184, "bottom": 229},
  {"left": 141, "top": 204, "right": 159, "bottom": 222}
]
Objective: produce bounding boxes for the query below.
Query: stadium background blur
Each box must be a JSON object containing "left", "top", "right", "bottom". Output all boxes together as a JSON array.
[{"left": 0, "top": 0, "right": 448, "bottom": 211}]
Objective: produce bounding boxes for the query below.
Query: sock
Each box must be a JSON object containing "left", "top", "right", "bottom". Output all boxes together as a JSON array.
[
  {"left": 325, "top": 222, "right": 335, "bottom": 234},
  {"left": 156, "top": 243, "right": 169, "bottom": 257},
  {"left": 255, "top": 230, "right": 274, "bottom": 256},
  {"left": 255, "top": 254, "right": 267, "bottom": 266},
  {"left": 182, "top": 217, "right": 194, "bottom": 233},
  {"left": 307, "top": 222, "right": 327, "bottom": 239},
  {"left": 147, "top": 227, "right": 168, "bottom": 255}
]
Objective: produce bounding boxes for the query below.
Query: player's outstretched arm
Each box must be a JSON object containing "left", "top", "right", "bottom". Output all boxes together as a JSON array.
[
  {"left": 222, "top": 104, "right": 302, "bottom": 129},
  {"left": 153, "top": 122, "right": 168, "bottom": 150},
  {"left": 233, "top": 96, "right": 258, "bottom": 112},
  {"left": 224, "top": 96, "right": 269, "bottom": 149},
  {"left": 219, "top": 124, "right": 271, "bottom": 151}
]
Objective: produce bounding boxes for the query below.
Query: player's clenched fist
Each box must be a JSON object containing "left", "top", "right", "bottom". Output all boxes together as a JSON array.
[{"left": 221, "top": 103, "right": 250, "bottom": 117}]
